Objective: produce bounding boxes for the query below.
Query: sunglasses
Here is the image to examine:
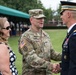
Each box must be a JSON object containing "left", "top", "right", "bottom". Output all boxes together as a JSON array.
[{"left": 2, "top": 26, "right": 11, "bottom": 30}]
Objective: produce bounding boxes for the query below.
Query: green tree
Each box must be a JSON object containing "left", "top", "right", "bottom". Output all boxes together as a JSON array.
[
  {"left": 53, "top": 3, "right": 61, "bottom": 21},
  {"left": 0, "top": 0, "right": 62, "bottom": 23},
  {"left": 0, "top": 0, "right": 44, "bottom": 13},
  {"left": 43, "top": 8, "right": 53, "bottom": 23}
]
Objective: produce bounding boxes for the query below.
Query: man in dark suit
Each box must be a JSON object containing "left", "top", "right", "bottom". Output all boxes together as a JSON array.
[
  {"left": 52, "top": 1, "right": 76, "bottom": 75},
  {"left": 60, "top": 1, "right": 76, "bottom": 75}
]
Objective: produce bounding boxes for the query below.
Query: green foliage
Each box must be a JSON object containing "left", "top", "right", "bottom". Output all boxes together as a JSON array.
[
  {"left": 54, "top": 3, "right": 62, "bottom": 21},
  {"left": 8, "top": 36, "right": 22, "bottom": 75},
  {"left": 45, "top": 29, "right": 67, "bottom": 51},
  {"left": 8, "top": 29, "right": 67, "bottom": 75},
  {"left": 43, "top": 8, "right": 53, "bottom": 23},
  {"left": 0, "top": 0, "right": 61, "bottom": 22},
  {"left": 0, "top": 0, "right": 44, "bottom": 13}
]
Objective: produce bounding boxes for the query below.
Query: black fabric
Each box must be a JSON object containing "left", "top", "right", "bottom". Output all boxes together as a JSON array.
[{"left": 61, "top": 25, "right": 76, "bottom": 75}]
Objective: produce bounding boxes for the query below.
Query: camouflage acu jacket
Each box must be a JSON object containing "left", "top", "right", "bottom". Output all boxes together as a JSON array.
[{"left": 18, "top": 28, "right": 61, "bottom": 75}]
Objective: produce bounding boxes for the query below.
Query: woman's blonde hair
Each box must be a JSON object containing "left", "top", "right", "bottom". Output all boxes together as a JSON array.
[
  {"left": 0, "top": 17, "right": 7, "bottom": 29},
  {"left": 0, "top": 17, "right": 8, "bottom": 42}
]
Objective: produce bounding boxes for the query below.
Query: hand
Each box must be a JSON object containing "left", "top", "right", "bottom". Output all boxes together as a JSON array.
[{"left": 52, "top": 63, "right": 61, "bottom": 74}]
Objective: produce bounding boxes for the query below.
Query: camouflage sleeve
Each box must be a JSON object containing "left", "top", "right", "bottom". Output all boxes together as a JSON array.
[
  {"left": 18, "top": 37, "right": 24, "bottom": 55},
  {"left": 46, "top": 34, "right": 62, "bottom": 61},
  {"left": 50, "top": 49, "right": 62, "bottom": 61},
  {"left": 50, "top": 42, "right": 62, "bottom": 61},
  {"left": 19, "top": 37, "right": 53, "bottom": 71}
]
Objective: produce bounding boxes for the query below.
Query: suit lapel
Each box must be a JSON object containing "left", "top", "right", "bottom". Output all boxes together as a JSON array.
[{"left": 62, "top": 24, "right": 76, "bottom": 47}]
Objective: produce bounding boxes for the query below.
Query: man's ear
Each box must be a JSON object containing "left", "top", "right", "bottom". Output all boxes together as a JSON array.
[{"left": 67, "top": 11, "right": 71, "bottom": 18}]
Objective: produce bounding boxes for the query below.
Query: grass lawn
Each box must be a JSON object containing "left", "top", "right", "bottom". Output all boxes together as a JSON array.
[{"left": 8, "top": 29, "right": 67, "bottom": 75}]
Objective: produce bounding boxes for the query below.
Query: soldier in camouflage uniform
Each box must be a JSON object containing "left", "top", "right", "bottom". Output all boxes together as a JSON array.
[{"left": 18, "top": 9, "right": 61, "bottom": 75}]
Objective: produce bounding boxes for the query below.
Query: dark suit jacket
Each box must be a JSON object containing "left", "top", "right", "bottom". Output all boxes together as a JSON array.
[{"left": 61, "top": 25, "right": 76, "bottom": 75}]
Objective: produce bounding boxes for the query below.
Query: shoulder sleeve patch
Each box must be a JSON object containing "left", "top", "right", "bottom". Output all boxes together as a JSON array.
[{"left": 20, "top": 39, "right": 26, "bottom": 49}]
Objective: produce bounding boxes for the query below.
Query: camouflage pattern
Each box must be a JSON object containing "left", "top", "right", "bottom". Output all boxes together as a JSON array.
[
  {"left": 29, "top": 9, "right": 45, "bottom": 18},
  {"left": 18, "top": 28, "right": 61, "bottom": 75}
]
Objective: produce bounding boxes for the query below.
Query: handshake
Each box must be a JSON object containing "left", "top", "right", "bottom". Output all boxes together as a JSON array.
[{"left": 52, "top": 63, "right": 61, "bottom": 74}]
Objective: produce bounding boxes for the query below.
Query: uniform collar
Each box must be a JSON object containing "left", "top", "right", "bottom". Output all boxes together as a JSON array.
[{"left": 68, "top": 23, "right": 76, "bottom": 33}]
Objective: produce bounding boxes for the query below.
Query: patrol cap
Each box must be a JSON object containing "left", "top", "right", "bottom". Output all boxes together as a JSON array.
[
  {"left": 29, "top": 9, "right": 45, "bottom": 18},
  {"left": 60, "top": 1, "right": 76, "bottom": 15}
]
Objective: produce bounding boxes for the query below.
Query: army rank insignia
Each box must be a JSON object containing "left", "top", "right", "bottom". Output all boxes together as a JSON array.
[
  {"left": 64, "top": 55, "right": 67, "bottom": 59},
  {"left": 74, "top": 30, "right": 76, "bottom": 32}
]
